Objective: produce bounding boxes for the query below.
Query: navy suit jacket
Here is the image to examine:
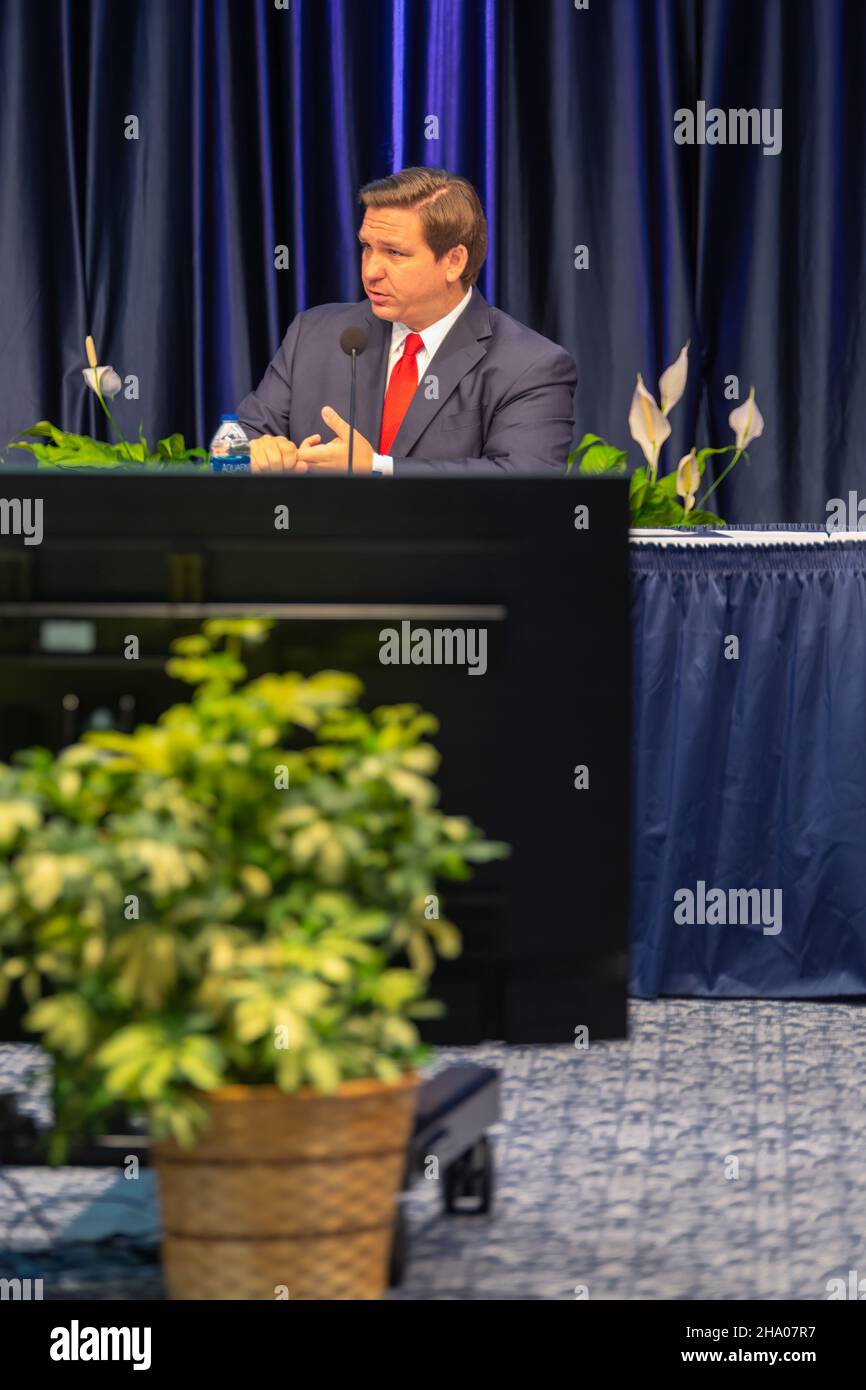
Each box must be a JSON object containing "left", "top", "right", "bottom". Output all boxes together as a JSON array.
[{"left": 236, "top": 287, "right": 577, "bottom": 476}]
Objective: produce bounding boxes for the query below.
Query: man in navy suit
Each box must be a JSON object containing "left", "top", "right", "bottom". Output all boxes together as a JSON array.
[{"left": 236, "top": 166, "right": 576, "bottom": 476}]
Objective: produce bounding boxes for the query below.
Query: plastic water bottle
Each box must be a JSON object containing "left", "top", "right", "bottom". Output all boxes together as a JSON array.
[{"left": 209, "top": 415, "right": 251, "bottom": 473}]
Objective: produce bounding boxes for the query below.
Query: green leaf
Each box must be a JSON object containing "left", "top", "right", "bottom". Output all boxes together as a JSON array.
[
  {"left": 6, "top": 441, "right": 52, "bottom": 459},
  {"left": 405, "top": 999, "right": 445, "bottom": 1020},
  {"left": 25, "top": 994, "right": 93, "bottom": 1058},
  {"left": 176, "top": 1036, "right": 224, "bottom": 1090},
  {"left": 139, "top": 1052, "right": 176, "bottom": 1099},
  {"left": 405, "top": 927, "right": 435, "bottom": 976},
  {"left": 435, "top": 849, "right": 473, "bottom": 879},
  {"left": 577, "top": 443, "right": 628, "bottom": 476},
  {"left": 424, "top": 918, "right": 462, "bottom": 958},
  {"left": 566, "top": 433, "right": 604, "bottom": 475},
  {"left": 380, "top": 1016, "right": 418, "bottom": 1050},
  {"left": 373, "top": 969, "right": 422, "bottom": 1011},
  {"left": 19, "top": 420, "right": 67, "bottom": 444},
  {"left": 95, "top": 1022, "right": 164, "bottom": 1068},
  {"left": 275, "top": 1050, "right": 303, "bottom": 1092},
  {"left": 374, "top": 1056, "right": 403, "bottom": 1082},
  {"left": 568, "top": 433, "right": 628, "bottom": 477},
  {"left": 157, "top": 433, "right": 185, "bottom": 459},
  {"left": 460, "top": 839, "right": 510, "bottom": 863},
  {"left": 170, "top": 635, "right": 211, "bottom": 657},
  {"left": 343, "top": 910, "right": 391, "bottom": 939},
  {"left": 629, "top": 466, "right": 649, "bottom": 511},
  {"left": 655, "top": 470, "right": 680, "bottom": 497},
  {"left": 304, "top": 1048, "right": 342, "bottom": 1093},
  {"left": 631, "top": 484, "right": 684, "bottom": 527}
]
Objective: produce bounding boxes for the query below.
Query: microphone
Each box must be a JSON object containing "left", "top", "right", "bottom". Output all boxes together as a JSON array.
[{"left": 340, "top": 327, "right": 368, "bottom": 474}]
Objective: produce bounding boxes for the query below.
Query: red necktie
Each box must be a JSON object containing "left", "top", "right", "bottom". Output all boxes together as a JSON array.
[{"left": 379, "top": 332, "right": 424, "bottom": 454}]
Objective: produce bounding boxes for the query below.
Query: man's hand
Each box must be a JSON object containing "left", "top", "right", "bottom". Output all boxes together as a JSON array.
[
  {"left": 250, "top": 433, "right": 321, "bottom": 472},
  {"left": 295, "top": 407, "right": 374, "bottom": 473}
]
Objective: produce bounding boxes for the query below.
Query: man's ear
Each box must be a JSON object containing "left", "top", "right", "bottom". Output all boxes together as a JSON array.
[{"left": 445, "top": 244, "right": 469, "bottom": 283}]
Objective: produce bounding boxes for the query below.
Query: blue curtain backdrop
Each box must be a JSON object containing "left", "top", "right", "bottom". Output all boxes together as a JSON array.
[{"left": 0, "top": 0, "right": 864, "bottom": 520}]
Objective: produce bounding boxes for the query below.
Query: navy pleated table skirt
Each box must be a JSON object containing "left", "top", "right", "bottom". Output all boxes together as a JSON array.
[{"left": 630, "top": 527, "right": 866, "bottom": 998}]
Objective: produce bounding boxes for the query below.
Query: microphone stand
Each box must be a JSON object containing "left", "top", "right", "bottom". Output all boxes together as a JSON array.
[{"left": 347, "top": 349, "right": 357, "bottom": 474}]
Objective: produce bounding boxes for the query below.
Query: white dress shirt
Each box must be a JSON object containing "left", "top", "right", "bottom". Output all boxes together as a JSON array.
[{"left": 371, "top": 286, "right": 473, "bottom": 475}]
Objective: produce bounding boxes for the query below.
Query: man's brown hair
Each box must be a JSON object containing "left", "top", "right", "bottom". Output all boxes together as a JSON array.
[{"left": 358, "top": 167, "right": 488, "bottom": 289}]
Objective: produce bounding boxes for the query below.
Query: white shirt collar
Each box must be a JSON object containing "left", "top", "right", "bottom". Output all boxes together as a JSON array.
[{"left": 389, "top": 286, "right": 473, "bottom": 363}]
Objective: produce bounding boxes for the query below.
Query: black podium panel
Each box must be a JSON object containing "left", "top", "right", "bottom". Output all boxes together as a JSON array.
[{"left": 0, "top": 474, "right": 630, "bottom": 1043}]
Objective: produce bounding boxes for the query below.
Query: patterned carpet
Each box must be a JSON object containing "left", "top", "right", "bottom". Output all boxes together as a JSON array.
[{"left": 2, "top": 999, "right": 865, "bottom": 1300}]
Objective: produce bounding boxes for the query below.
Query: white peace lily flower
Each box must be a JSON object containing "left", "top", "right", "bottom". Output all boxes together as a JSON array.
[
  {"left": 82, "top": 334, "right": 122, "bottom": 398},
  {"left": 729, "top": 386, "right": 764, "bottom": 449},
  {"left": 675, "top": 448, "right": 700, "bottom": 512},
  {"left": 628, "top": 373, "right": 671, "bottom": 471},
  {"left": 82, "top": 366, "right": 122, "bottom": 399},
  {"left": 658, "top": 341, "right": 690, "bottom": 415}
]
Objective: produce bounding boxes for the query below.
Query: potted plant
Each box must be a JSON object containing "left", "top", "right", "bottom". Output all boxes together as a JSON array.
[
  {"left": 568, "top": 341, "right": 765, "bottom": 526},
  {"left": 4, "top": 336, "right": 207, "bottom": 470},
  {"left": 0, "top": 619, "right": 506, "bottom": 1298}
]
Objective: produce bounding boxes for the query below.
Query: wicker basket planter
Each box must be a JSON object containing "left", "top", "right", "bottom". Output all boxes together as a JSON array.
[{"left": 152, "top": 1073, "right": 419, "bottom": 1300}]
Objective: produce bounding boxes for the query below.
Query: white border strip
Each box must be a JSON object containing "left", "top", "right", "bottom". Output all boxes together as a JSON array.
[{"left": 630, "top": 529, "right": 866, "bottom": 547}]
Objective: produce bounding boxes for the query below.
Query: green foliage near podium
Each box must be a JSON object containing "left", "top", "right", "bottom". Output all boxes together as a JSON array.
[
  {"left": 0, "top": 619, "right": 506, "bottom": 1157},
  {"left": 7, "top": 420, "right": 207, "bottom": 470}
]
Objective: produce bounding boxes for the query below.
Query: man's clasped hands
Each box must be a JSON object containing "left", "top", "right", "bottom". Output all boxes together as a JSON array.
[{"left": 250, "top": 406, "right": 375, "bottom": 473}]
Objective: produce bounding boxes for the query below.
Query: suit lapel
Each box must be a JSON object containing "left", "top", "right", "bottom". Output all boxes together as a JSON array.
[
  {"left": 351, "top": 303, "right": 390, "bottom": 448},
  {"left": 389, "top": 288, "right": 492, "bottom": 457}
]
